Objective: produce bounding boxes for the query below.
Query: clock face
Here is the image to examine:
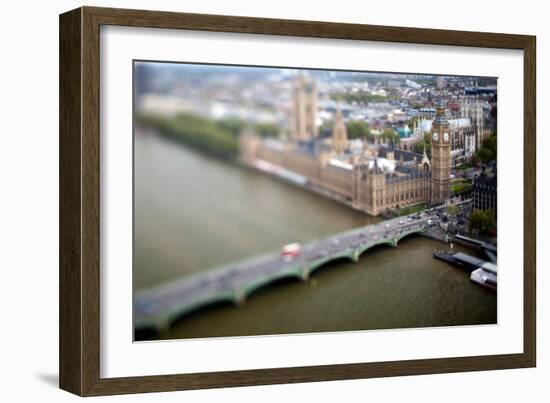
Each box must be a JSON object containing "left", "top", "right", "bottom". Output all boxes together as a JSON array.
[
  {"left": 444, "top": 132, "right": 449, "bottom": 141},
  {"left": 433, "top": 132, "right": 439, "bottom": 141}
]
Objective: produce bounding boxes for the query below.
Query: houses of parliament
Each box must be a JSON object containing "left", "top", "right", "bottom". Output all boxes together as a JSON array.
[{"left": 239, "top": 75, "right": 452, "bottom": 216}]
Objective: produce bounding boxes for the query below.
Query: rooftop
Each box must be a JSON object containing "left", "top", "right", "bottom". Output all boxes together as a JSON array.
[{"left": 379, "top": 146, "right": 423, "bottom": 163}]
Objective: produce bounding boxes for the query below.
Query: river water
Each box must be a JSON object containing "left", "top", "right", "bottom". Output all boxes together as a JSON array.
[{"left": 134, "top": 129, "right": 496, "bottom": 340}]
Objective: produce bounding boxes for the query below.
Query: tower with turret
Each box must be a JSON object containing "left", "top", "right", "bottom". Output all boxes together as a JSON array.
[
  {"left": 462, "top": 98, "right": 485, "bottom": 151},
  {"left": 331, "top": 107, "right": 348, "bottom": 154},
  {"left": 430, "top": 102, "right": 451, "bottom": 204},
  {"left": 366, "top": 159, "right": 385, "bottom": 214},
  {"left": 291, "top": 75, "right": 318, "bottom": 142}
]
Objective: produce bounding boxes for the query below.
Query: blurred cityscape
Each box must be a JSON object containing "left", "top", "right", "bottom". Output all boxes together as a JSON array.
[
  {"left": 133, "top": 62, "right": 498, "bottom": 340},
  {"left": 135, "top": 62, "right": 497, "bottom": 222}
]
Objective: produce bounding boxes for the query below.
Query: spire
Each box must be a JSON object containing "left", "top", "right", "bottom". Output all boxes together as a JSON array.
[
  {"left": 331, "top": 103, "right": 348, "bottom": 154},
  {"left": 335, "top": 103, "right": 343, "bottom": 119},
  {"left": 433, "top": 99, "right": 448, "bottom": 127},
  {"left": 370, "top": 156, "right": 383, "bottom": 174},
  {"left": 292, "top": 72, "right": 318, "bottom": 141},
  {"left": 420, "top": 141, "right": 430, "bottom": 169}
]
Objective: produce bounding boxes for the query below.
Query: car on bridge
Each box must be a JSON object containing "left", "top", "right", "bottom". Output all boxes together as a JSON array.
[{"left": 281, "top": 243, "right": 301, "bottom": 262}]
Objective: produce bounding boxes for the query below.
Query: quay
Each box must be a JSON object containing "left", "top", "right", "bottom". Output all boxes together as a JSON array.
[
  {"left": 433, "top": 250, "right": 496, "bottom": 272},
  {"left": 454, "top": 233, "right": 497, "bottom": 263},
  {"left": 433, "top": 249, "right": 497, "bottom": 291}
]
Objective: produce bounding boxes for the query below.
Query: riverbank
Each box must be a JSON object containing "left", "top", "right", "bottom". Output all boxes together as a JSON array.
[
  {"left": 136, "top": 112, "right": 281, "bottom": 161},
  {"left": 134, "top": 129, "right": 496, "bottom": 340},
  {"left": 136, "top": 113, "right": 240, "bottom": 160}
]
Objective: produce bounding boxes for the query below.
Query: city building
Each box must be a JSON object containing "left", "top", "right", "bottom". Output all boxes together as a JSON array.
[
  {"left": 431, "top": 102, "right": 452, "bottom": 204},
  {"left": 331, "top": 107, "right": 348, "bottom": 154},
  {"left": 460, "top": 97, "right": 487, "bottom": 150},
  {"left": 403, "top": 99, "right": 486, "bottom": 167},
  {"left": 472, "top": 173, "right": 497, "bottom": 216},
  {"left": 291, "top": 75, "right": 318, "bottom": 142},
  {"left": 240, "top": 76, "right": 452, "bottom": 216}
]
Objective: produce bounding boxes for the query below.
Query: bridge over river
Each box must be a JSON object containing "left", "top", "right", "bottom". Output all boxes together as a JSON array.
[{"left": 134, "top": 213, "right": 439, "bottom": 332}]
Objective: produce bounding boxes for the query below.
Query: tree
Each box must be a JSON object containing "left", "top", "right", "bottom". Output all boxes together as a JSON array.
[
  {"left": 475, "top": 132, "right": 497, "bottom": 163},
  {"left": 483, "top": 132, "right": 497, "bottom": 157},
  {"left": 381, "top": 128, "right": 400, "bottom": 146},
  {"left": 331, "top": 92, "right": 392, "bottom": 104},
  {"left": 218, "top": 117, "right": 246, "bottom": 137},
  {"left": 475, "top": 148, "right": 493, "bottom": 164},
  {"left": 414, "top": 131, "right": 432, "bottom": 158},
  {"left": 469, "top": 209, "right": 496, "bottom": 235},
  {"left": 469, "top": 209, "right": 485, "bottom": 233},
  {"left": 137, "top": 112, "right": 240, "bottom": 158},
  {"left": 254, "top": 122, "right": 279, "bottom": 138},
  {"left": 446, "top": 205, "right": 459, "bottom": 217},
  {"left": 346, "top": 120, "right": 370, "bottom": 140},
  {"left": 423, "top": 132, "right": 432, "bottom": 143}
]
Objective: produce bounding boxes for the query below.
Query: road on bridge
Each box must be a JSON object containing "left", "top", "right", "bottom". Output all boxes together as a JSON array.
[{"left": 134, "top": 212, "right": 439, "bottom": 331}]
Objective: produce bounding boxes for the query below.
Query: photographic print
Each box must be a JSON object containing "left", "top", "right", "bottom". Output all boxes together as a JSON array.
[{"left": 132, "top": 61, "right": 498, "bottom": 342}]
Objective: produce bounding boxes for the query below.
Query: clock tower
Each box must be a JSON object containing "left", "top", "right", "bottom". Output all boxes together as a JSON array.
[{"left": 430, "top": 101, "right": 451, "bottom": 204}]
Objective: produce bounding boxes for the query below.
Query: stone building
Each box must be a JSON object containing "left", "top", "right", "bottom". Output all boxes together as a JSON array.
[
  {"left": 239, "top": 76, "right": 452, "bottom": 216},
  {"left": 431, "top": 102, "right": 452, "bottom": 204},
  {"left": 460, "top": 97, "right": 486, "bottom": 150},
  {"left": 240, "top": 137, "right": 436, "bottom": 216},
  {"left": 291, "top": 75, "right": 318, "bottom": 142},
  {"left": 331, "top": 107, "right": 348, "bottom": 155}
]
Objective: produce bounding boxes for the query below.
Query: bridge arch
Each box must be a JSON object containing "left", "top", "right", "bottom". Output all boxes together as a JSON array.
[
  {"left": 242, "top": 270, "right": 304, "bottom": 300},
  {"left": 306, "top": 252, "right": 357, "bottom": 277},
  {"left": 164, "top": 291, "right": 238, "bottom": 329},
  {"left": 393, "top": 228, "right": 425, "bottom": 244},
  {"left": 356, "top": 239, "right": 396, "bottom": 259}
]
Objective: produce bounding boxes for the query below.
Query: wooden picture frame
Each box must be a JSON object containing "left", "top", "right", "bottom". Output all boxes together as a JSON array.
[{"left": 59, "top": 6, "right": 536, "bottom": 396}]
